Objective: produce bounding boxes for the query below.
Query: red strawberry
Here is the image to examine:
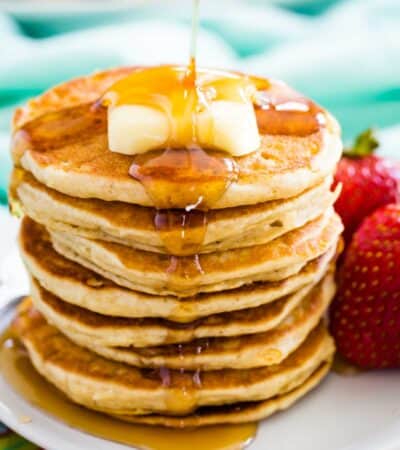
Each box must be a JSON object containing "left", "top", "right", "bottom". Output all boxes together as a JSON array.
[
  {"left": 330, "top": 203, "right": 400, "bottom": 369},
  {"left": 333, "top": 129, "right": 400, "bottom": 243}
]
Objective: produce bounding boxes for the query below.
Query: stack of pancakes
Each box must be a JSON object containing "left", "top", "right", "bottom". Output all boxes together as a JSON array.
[{"left": 9, "top": 67, "right": 343, "bottom": 427}]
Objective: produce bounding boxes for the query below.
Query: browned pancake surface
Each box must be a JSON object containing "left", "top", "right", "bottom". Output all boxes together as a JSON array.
[{"left": 13, "top": 299, "right": 332, "bottom": 391}]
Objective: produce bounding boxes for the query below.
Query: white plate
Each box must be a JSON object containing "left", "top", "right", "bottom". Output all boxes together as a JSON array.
[
  {"left": 1, "top": 299, "right": 400, "bottom": 450},
  {"left": 0, "top": 208, "right": 28, "bottom": 310}
]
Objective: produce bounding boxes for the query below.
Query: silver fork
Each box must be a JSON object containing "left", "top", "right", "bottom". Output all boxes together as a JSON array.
[{"left": 0, "top": 295, "right": 25, "bottom": 316}]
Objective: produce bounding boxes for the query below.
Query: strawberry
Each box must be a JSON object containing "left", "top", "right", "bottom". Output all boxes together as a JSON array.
[
  {"left": 330, "top": 203, "right": 400, "bottom": 369},
  {"left": 333, "top": 129, "right": 400, "bottom": 243}
]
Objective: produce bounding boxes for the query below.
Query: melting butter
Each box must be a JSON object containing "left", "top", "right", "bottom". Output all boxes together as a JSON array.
[
  {"left": 108, "top": 104, "right": 169, "bottom": 155},
  {"left": 103, "top": 66, "right": 260, "bottom": 157},
  {"left": 196, "top": 100, "right": 259, "bottom": 157}
]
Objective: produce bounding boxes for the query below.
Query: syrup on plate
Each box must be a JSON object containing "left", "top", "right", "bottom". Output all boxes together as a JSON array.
[{"left": 0, "top": 331, "right": 257, "bottom": 450}]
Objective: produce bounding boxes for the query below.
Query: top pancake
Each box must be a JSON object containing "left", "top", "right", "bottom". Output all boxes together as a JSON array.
[{"left": 11, "top": 67, "right": 342, "bottom": 209}]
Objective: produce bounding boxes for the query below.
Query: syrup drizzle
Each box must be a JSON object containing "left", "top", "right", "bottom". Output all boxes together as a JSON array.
[
  {"left": 254, "top": 83, "right": 325, "bottom": 137},
  {"left": 103, "top": 1, "right": 249, "bottom": 258},
  {"left": 131, "top": 147, "right": 238, "bottom": 271},
  {"left": 154, "top": 209, "right": 207, "bottom": 255},
  {"left": 332, "top": 353, "right": 363, "bottom": 376},
  {"left": 129, "top": 147, "right": 239, "bottom": 211},
  {"left": 116, "top": 3, "right": 240, "bottom": 262},
  {"left": 115, "top": 1, "right": 242, "bottom": 259}
]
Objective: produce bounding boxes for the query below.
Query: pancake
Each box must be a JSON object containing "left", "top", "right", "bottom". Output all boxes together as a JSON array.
[
  {"left": 48, "top": 209, "right": 343, "bottom": 297},
  {"left": 116, "top": 361, "right": 331, "bottom": 427},
  {"left": 30, "top": 273, "right": 334, "bottom": 357},
  {"left": 15, "top": 169, "right": 339, "bottom": 255},
  {"left": 20, "top": 219, "right": 336, "bottom": 322},
  {"left": 30, "top": 277, "right": 309, "bottom": 347},
  {"left": 33, "top": 275, "right": 335, "bottom": 369},
  {"left": 12, "top": 67, "right": 342, "bottom": 210},
  {"left": 13, "top": 300, "right": 335, "bottom": 418}
]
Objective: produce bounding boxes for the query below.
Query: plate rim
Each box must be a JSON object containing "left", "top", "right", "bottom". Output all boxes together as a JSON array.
[{"left": 0, "top": 300, "right": 131, "bottom": 450}]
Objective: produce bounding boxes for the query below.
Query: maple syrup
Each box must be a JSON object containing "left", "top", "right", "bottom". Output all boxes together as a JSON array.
[
  {"left": 129, "top": 147, "right": 239, "bottom": 211},
  {"left": 154, "top": 209, "right": 207, "bottom": 255},
  {"left": 109, "top": 64, "right": 246, "bottom": 214},
  {"left": 106, "top": 0, "right": 245, "bottom": 256},
  {"left": 0, "top": 331, "right": 257, "bottom": 450},
  {"left": 167, "top": 253, "right": 205, "bottom": 282},
  {"left": 108, "top": 2, "right": 241, "bottom": 260},
  {"left": 11, "top": 102, "right": 106, "bottom": 167},
  {"left": 332, "top": 353, "right": 363, "bottom": 376},
  {"left": 254, "top": 83, "right": 326, "bottom": 137}
]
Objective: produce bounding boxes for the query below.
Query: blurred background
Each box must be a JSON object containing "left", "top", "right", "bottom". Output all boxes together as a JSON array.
[{"left": 0, "top": 0, "right": 399, "bottom": 205}]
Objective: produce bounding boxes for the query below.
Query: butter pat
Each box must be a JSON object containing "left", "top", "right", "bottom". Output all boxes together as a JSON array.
[
  {"left": 108, "top": 105, "right": 169, "bottom": 155},
  {"left": 108, "top": 101, "right": 260, "bottom": 157},
  {"left": 197, "top": 100, "right": 260, "bottom": 156}
]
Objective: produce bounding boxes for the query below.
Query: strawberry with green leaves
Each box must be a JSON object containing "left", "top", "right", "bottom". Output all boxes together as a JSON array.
[
  {"left": 330, "top": 203, "right": 400, "bottom": 369},
  {"left": 333, "top": 129, "right": 400, "bottom": 243}
]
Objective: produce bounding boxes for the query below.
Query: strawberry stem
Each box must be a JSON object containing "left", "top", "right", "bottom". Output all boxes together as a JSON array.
[{"left": 344, "top": 128, "right": 379, "bottom": 158}]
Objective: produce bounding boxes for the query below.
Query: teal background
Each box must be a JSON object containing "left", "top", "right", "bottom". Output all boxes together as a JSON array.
[{"left": 1, "top": 0, "right": 400, "bottom": 203}]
